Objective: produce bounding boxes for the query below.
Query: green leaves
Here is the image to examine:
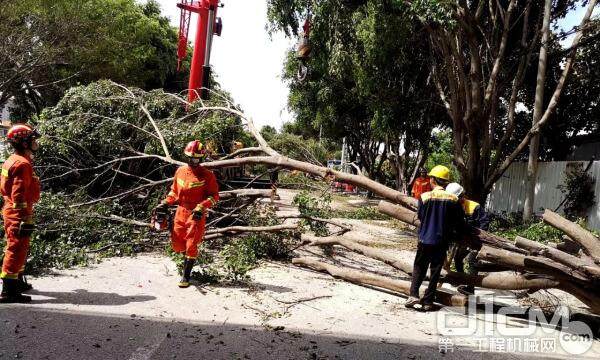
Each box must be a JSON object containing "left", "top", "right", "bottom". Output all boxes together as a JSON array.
[
  {"left": 0, "top": 192, "right": 147, "bottom": 274},
  {"left": 557, "top": 165, "right": 596, "bottom": 220},
  {"left": 1, "top": 0, "right": 181, "bottom": 119},
  {"left": 293, "top": 191, "right": 332, "bottom": 236}
]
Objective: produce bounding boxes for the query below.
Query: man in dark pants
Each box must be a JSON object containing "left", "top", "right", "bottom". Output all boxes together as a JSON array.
[
  {"left": 446, "top": 182, "right": 490, "bottom": 295},
  {"left": 405, "top": 165, "right": 466, "bottom": 311}
]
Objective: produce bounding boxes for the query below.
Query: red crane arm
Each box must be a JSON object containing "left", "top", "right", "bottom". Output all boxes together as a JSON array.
[{"left": 176, "top": 0, "right": 221, "bottom": 102}]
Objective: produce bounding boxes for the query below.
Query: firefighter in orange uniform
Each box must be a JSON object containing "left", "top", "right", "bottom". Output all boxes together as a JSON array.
[
  {"left": 155, "top": 140, "right": 219, "bottom": 288},
  {"left": 411, "top": 168, "right": 432, "bottom": 200},
  {"left": 1, "top": 124, "right": 41, "bottom": 303}
]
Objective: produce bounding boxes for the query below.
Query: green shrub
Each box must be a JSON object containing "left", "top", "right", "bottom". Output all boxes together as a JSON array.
[
  {"left": 0, "top": 192, "right": 148, "bottom": 274},
  {"left": 332, "top": 207, "right": 391, "bottom": 221},
  {"left": 293, "top": 190, "right": 333, "bottom": 236},
  {"left": 557, "top": 164, "right": 596, "bottom": 220},
  {"left": 493, "top": 219, "right": 564, "bottom": 244}
]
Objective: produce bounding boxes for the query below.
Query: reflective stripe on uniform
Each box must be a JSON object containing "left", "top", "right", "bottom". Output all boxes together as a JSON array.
[
  {"left": 0, "top": 272, "right": 18, "bottom": 279},
  {"left": 177, "top": 178, "right": 186, "bottom": 187},
  {"left": 189, "top": 181, "right": 205, "bottom": 188},
  {"left": 421, "top": 189, "right": 457, "bottom": 204},
  {"left": 12, "top": 202, "right": 27, "bottom": 209},
  {"left": 1, "top": 168, "right": 9, "bottom": 177},
  {"left": 207, "top": 196, "right": 217, "bottom": 206}
]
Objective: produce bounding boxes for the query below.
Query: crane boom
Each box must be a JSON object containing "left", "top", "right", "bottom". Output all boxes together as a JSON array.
[{"left": 177, "top": 0, "right": 221, "bottom": 102}]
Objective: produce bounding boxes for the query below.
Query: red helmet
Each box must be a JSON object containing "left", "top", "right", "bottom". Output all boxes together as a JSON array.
[
  {"left": 184, "top": 140, "right": 207, "bottom": 158},
  {"left": 6, "top": 124, "right": 40, "bottom": 145}
]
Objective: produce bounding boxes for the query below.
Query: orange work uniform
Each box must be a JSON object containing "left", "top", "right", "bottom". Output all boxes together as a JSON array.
[
  {"left": 411, "top": 176, "right": 432, "bottom": 200},
  {"left": 1, "top": 154, "right": 40, "bottom": 279},
  {"left": 163, "top": 165, "right": 219, "bottom": 259}
]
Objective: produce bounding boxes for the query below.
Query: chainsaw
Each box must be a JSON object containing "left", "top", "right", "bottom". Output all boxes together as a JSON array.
[{"left": 150, "top": 206, "right": 173, "bottom": 232}]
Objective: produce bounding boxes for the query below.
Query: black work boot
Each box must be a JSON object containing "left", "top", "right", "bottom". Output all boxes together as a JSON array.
[
  {"left": 178, "top": 258, "right": 194, "bottom": 288},
  {"left": 457, "top": 285, "right": 475, "bottom": 295},
  {"left": 17, "top": 274, "right": 33, "bottom": 293},
  {"left": 0, "top": 278, "right": 32, "bottom": 303}
]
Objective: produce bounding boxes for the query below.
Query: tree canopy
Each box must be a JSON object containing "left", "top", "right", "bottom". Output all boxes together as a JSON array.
[
  {"left": 1, "top": 0, "right": 185, "bottom": 119},
  {"left": 268, "top": 0, "right": 599, "bottom": 201},
  {"left": 272, "top": 1, "right": 445, "bottom": 190}
]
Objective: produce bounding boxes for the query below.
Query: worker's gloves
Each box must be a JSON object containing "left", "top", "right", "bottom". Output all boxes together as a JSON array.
[
  {"left": 17, "top": 222, "right": 36, "bottom": 237},
  {"left": 192, "top": 205, "right": 205, "bottom": 220}
]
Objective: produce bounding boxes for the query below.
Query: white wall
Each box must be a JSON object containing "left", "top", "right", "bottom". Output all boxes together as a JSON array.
[{"left": 486, "top": 161, "right": 600, "bottom": 230}]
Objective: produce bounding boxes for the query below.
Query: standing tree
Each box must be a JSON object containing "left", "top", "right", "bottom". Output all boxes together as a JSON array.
[
  {"left": 0, "top": 0, "right": 183, "bottom": 119},
  {"left": 275, "top": 1, "right": 444, "bottom": 188},
  {"left": 268, "top": 0, "right": 599, "bottom": 203}
]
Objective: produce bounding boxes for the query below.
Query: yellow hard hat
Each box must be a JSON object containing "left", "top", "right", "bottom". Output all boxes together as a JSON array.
[{"left": 428, "top": 165, "right": 451, "bottom": 181}]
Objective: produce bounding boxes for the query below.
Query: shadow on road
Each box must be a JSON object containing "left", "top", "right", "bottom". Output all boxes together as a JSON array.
[
  {"left": 0, "top": 307, "right": 539, "bottom": 360},
  {"left": 26, "top": 289, "right": 156, "bottom": 306}
]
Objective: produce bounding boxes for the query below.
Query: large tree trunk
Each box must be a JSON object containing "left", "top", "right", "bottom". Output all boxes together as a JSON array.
[
  {"left": 303, "top": 234, "right": 560, "bottom": 291},
  {"left": 514, "top": 236, "right": 600, "bottom": 278},
  {"left": 523, "top": 0, "right": 552, "bottom": 221},
  {"left": 542, "top": 210, "right": 600, "bottom": 264},
  {"left": 292, "top": 257, "right": 467, "bottom": 307},
  {"left": 205, "top": 156, "right": 419, "bottom": 210},
  {"left": 477, "top": 246, "right": 600, "bottom": 313}
]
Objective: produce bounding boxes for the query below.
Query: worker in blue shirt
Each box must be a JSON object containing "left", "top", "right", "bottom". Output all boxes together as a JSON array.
[{"left": 405, "top": 165, "right": 466, "bottom": 311}]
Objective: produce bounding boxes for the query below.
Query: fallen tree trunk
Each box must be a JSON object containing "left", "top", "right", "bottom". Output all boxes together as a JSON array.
[
  {"left": 219, "top": 189, "right": 273, "bottom": 200},
  {"left": 302, "top": 234, "right": 413, "bottom": 274},
  {"left": 204, "top": 156, "right": 418, "bottom": 210},
  {"left": 292, "top": 257, "right": 467, "bottom": 307},
  {"left": 478, "top": 246, "right": 600, "bottom": 312},
  {"left": 303, "top": 234, "right": 559, "bottom": 291},
  {"left": 542, "top": 209, "right": 600, "bottom": 264},
  {"left": 515, "top": 236, "right": 600, "bottom": 279},
  {"left": 478, "top": 246, "right": 591, "bottom": 282},
  {"left": 377, "top": 200, "right": 420, "bottom": 227}
]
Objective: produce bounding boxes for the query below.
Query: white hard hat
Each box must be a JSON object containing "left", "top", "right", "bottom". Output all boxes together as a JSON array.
[{"left": 446, "top": 182, "right": 464, "bottom": 197}]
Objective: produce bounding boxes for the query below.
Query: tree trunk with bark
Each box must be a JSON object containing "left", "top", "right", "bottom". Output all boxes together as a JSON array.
[
  {"left": 523, "top": 0, "right": 552, "bottom": 221},
  {"left": 292, "top": 257, "right": 468, "bottom": 307}
]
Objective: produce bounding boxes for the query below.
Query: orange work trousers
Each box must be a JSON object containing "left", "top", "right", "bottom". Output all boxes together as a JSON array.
[
  {"left": 171, "top": 206, "right": 206, "bottom": 259},
  {"left": 1, "top": 209, "right": 30, "bottom": 279}
]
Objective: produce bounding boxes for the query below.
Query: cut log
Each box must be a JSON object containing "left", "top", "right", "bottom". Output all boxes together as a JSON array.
[
  {"left": 515, "top": 236, "right": 600, "bottom": 279},
  {"left": 477, "top": 246, "right": 590, "bottom": 282},
  {"left": 304, "top": 234, "right": 559, "bottom": 291},
  {"left": 292, "top": 257, "right": 467, "bottom": 307},
  {"left": 542, "top": 209, "right": 600, "bottom": 264},
  {"left": 219, "top": 189, "right": 274, "bottom": 200},
  {"left": 443, "top": 271, "right": 559, "bottom": 291},
  {"left": 478, "top": 246, "right": 600, "bottom": 312},
  {"left": 302, "top": 234, "right": 413, "bottom": 274}
]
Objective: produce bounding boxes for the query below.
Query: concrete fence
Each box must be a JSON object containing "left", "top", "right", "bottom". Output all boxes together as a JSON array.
[{"left": 486, "top": 161, "right": 600, "bottom": 231}]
